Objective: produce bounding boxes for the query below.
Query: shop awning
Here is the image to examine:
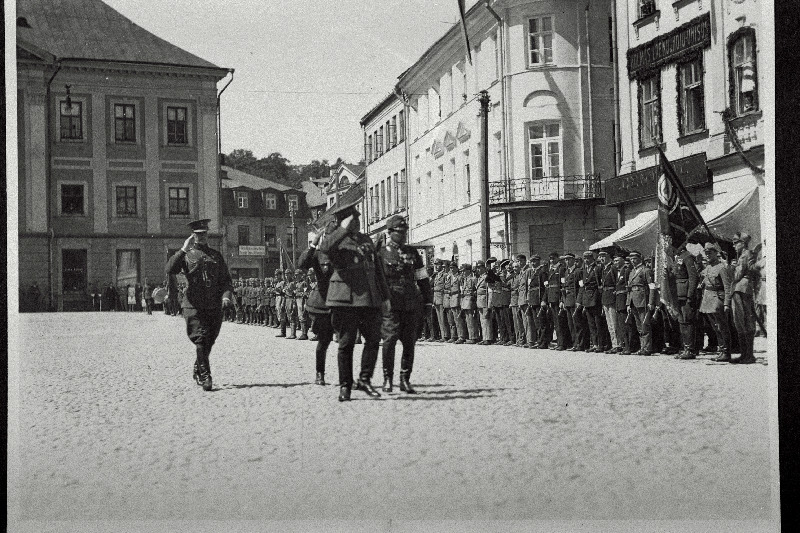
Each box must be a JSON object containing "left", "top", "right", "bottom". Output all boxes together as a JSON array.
[
  {"left": 589, "top": 187, "right": 761, "bottom": 252},
  {"left": 589, "top": 210, "right": 658, "bottom": 251}
]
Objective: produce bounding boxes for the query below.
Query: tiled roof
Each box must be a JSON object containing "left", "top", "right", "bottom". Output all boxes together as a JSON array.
[
  {"left": 221, "top": 166, "right": 292, "bottom": 191},
  {"left": 17, "top": 0, "right": 223, "bottom": 70}
]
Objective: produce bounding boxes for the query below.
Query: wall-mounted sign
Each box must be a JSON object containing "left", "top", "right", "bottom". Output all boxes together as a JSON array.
[
  {"left": 604, "top": 153, "right": 709, "bottom": 206},
  {"left": 627, "top": 13, "right": 711, "bottom": 79},
  {"left": 239, "top": 245, "right": 266, "bottom": 257}
]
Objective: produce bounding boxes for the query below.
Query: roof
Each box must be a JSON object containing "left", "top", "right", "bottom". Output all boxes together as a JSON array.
[
  {"left": 16, "top": 0, "right": 224, "bottom": 71},
  {"left": 359, "top": 91, "right": 402, "bottom": 127},
  {"left": 221, "top": 166, "right": 292, "bottom": 191},
  {"left": 300, "top": 180, "right": 327, "bottom": 208},
  {"left": 340, "top": 163, "right": 365, "bottom": 177},
  {"left": 314, "top": 180, "right": 365, "bottom": 228}
]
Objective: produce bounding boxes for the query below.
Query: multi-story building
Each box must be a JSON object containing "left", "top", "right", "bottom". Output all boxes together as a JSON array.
[
  {"left": 324, "top": 162, "right": 365, "bottom": 209},
  {"left": 16, "top": 0, "right": 232, "bottom": 310},
  {"left": 360, "top": 92, "right": 409, "bottom": 238},
  {"left": 596, "top": 0, "right": 765, "bottom": 250},
  {"left": 220, "top": 166, "right": 317, "bottom": 278},
  {"left": 396, "top": 0, "right": 617, "bottom": 263}
]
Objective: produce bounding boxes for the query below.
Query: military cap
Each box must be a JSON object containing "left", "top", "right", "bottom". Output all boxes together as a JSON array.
[
  {"left": 449, "top": 261, "right": 458, "bottom": 269},
  {"left": 614, "top": 251, "right": 627, "bottom": 259},
  {"left": 530, "top": 254, "right": 541, "bottom": 260},
  {"left": 485, "top": 256, "right": 498, "bottom": 265},
  {"left": 474, "top": 260, "right": 485, "bottom": 268},
  {"left": 549, "top": 251, "right": 560, "bottom": 259},
  {"left": 387, "top": 215, "right": 409, "bottom": 231},
  {"left": 597, "top": 250, "right": 609, "bottom": 258},
  {"left": 732, "top": 232, "right": 751, "bottom": 244},
  {"left": 187, "top": 218, "right": 211, "bottom": 233},
  {"left": 274, "top": 269, "right": 282, "bottom": 275},
  {"left": 627, "top": 250, "right": 643, "bottom": 259},
  {"left": 294, "top": 268, "right": 304, "bottom": 275},
  {"left": 460, "top": 263, "right": 472, "bottom": 271},
  {"left": 499, "top": 259, "right": 511, "bottom": 270},
  {"left": 560, "top": 252, "right": 575, "bottom": 259},
  {"left": 704, "top": 242, "right": 722, "bottom": 253},
  {"left": 583, "top": 250, "right": 595, "bottom": 258}
]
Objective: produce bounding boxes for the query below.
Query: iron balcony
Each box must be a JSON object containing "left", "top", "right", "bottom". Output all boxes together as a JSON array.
[{"left": 488, "top": 174, "right": 604, "bottom": 210}]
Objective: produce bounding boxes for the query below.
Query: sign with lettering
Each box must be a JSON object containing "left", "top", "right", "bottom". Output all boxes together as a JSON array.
[
  {"left": 627, "top": 13, "right": 711, "bottom": 79},
  {"left": 603, "top": 153, "right": 708, "bottom": 206},
  {"left": 239, "top": 245, "right": 266, "bottom": 257}
]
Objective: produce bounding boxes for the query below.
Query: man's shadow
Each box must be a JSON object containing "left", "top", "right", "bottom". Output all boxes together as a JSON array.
[{"left": 214, "top": 382, "right": 313, "bottom": 391}]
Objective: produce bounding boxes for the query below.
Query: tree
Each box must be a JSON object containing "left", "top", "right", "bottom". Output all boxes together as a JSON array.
[{"left": 225, "top": 149, "right": 257, "bottom": 171}]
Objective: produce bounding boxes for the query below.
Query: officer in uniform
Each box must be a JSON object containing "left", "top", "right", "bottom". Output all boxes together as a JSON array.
[
  {"left": 274, "top": 269, "right": 287, "bottom": 336},
  {"left": 561, "top": 253, "right": 580, "bottom": 351},
  {"left": 459, "top": 263, "right": 479, "bottom": 344},
  {"left": 432, "top": 259, "right": 449, "bottom": 342},
  {"left": 475, "top": 260, "right": 493, "bottom": 345},
  {"left": 579, "top": 251, "right": 603, "bottom": 352},
  {"left": 442, "top": 261, "right": 455, "bottom": 342},
  {"left": 523, "top": 254, "right": 546, "bottom": 348},
  {"left": 509, "top": 259, "right": 523, "bottom": 347},
  {"left": 489, "top": 259, "right": 509, "bottom": 344},
  {"left": 299, "top": 230, "right": 334, "bottom": 385},
  {"left": 294, "top": 268, "right": 310, "bottom": 340},
  {"left": 598, "top": 251, "right": 622, "bottom": 353},
  {"left": 671, "top": 245, "right": 700, "bottom": 359},
  {"left": 611, "top": 253, "right": 632, "bottom": 355},
  {"left": 379, "top": 215, "right": 433, "bottom": 393},
  {"left": 165, "top": 218, "right": 233, "bottom": 391},
  {"left": 626, "top": 250, "right": 658, "bottom": 356},
  {"left": 448, "top": 262, "right": 465, "bottom": 343},
  {"left": 498, "top": 259, "right": 515, "bottom": 346},
  {"left": 513, "top": 255, "right": 529, "bottom": 347},
  {"left": 699, "top": 242, "right": 733, "bottom": 362},
  {"left": 283, "top": 269, "right": 299, "bottom": 339},
  {"left": 543, "top": 252, "right": 566, "bottom": 350},
  {"left": 319, "top": 199, "right": 391, "bottom": 402},
  {"left": 730, "top": 232, "right": 757, "bottom": 364}
]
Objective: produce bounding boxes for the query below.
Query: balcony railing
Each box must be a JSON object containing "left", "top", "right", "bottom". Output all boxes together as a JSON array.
[{"left": 488, "top": 174, "right": 603, "bottom": 205}]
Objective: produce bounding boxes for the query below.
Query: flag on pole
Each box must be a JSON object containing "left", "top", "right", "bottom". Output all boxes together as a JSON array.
[
  {"left": 278, "top": 238, "right": 284, "bottom": 271},
  {"left": 654, "top": 146, "right": 717, "bottom": 319},
  {"left": 458, "top": 0, "right": 473, "bottom": 65}
]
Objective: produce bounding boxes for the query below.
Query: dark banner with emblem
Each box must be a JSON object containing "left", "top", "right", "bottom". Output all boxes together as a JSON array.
[
  {"left": 627, "top": 13, "right": 711, "bottom": 80},
  {"left": 604, "top": 153, "right": 709, "bottom": 206}
]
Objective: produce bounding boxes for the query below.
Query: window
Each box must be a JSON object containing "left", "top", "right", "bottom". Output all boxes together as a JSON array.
[
  {"left": 387, "top": 175, "right": 393, "bottom": 213},
  {"left": 639, "top": 0, "right": 657, "bottom": 18},
  {"left": 114, "top": 104, "right": 136, "bottom": 143},
  {"left": 380, "top": 181, "right": 386, "bottom": 219},
  {"left": 370, "top": 186, "right": 379, "bottom": 220},
  {"left": 493, "top": 33, "right": 500, "bottom": 80},
  {"left": 167, "top": 106, "right": 188, "bottom": 145},
  {"left": 528, "top": 123, "right": 561, "bottom": 179},
  {"left": 639, "top": 75, "right": 661, "bottom": 148},
  {"left": 730, "top": 30, "right": 758, "bottom": 115},
  {"left": 378, "top": 126, "right": 384, "bottom": 156},
  {"left": 235, "top": 191, "right": 249, "bottom": 209},
  {"left": 287, "top": 194, "right": 299, "bottom": 213},
  {"left": 60, "top": 101, "right": 82, "bottom": 140},
  {"left": 679, "top": 58, "right": 705, "bottom": 135},
  {"left": 115, "top": 186, "right": 137, "bottom": 216},
  {"left": 61, "top": 184, "right": 84, "bottom": 215},
  {"left": 528, "top": 16, "right": 554, "bottom": 66},
  {"left": 238, "top": 225, "right": 250, "bottom": 245},
  {"left": 367, "top": 134, "right": 373, "bottom": 162},
  {"left": 373, "top": 131, "right": 380, "bottom": 158},
  {"left": 169, "top": 187, "right": 190, "bottom": 216},
  {"left": 398, "top": 111, "right": 405, "bottom": 142},
  {"left": 265, "top": 226, "right": 277, "bottom": 247},
  {"left": 391, "top": 116, "right": 398, "bottom": 147},
  {"left": 399, "top": 169, "right": 407, "bottom": 209},
  {"left": 386, "top": 120, "right": 392, "bottom": 151},
  {"left": 465, "top": 161, "right": 471, "bottom": 203},
  {"left": 264, "top": 192, "right": 277, "bottom": 210}
]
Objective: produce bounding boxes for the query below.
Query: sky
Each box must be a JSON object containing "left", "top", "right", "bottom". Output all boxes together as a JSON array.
[{"left": 101, "top": 0, "right": 481, "bottom": 166}]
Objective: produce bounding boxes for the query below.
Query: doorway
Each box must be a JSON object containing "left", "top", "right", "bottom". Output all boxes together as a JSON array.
[{"left": 62, "top": 249, "right": 88, "bottom": 311}]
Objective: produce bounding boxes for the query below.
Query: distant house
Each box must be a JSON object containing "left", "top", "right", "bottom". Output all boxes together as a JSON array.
[
  {"left": 325, "top": 162, "right": 365, "bottom": 209},
  {"left": 220, "top": 166, "right": 316, "bottom": 278},
  {"left": 16, "top": 0, "right": 232, "bottom": 311}
]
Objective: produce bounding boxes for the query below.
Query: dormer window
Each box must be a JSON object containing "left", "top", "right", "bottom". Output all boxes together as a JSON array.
[{"left": 234, "top": 191, "right": 249, "bottom": 208}]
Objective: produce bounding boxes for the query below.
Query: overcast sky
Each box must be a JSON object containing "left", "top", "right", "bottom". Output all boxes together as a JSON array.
[{"left": 101, "top": 0, "right": 480, "bottom": 165}]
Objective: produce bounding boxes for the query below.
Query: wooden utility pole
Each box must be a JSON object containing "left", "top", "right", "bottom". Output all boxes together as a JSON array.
[{"left": 478, "top": 90, "right": 491, "bottom": 260}]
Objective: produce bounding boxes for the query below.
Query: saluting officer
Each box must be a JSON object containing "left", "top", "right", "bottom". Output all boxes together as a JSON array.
[
  {"left": 513, "top": 255, "right": 529, "bottom": 347},
  {"left": 319, "top": 199, "right": 391, "bottom": 402},
  {"left": 672, "top": 245, "right": 700, "bottom": 359},
  {"left": 379, "top": 215, "right": 433, "bottom": 393},
  {"left": 475, "top": 260, "right": 493, "bottom": 345},
  {"left": 626, "top": 250, "right": 658, "bottom": 356},
  {"left": 498, "top": 259, "right": 515, "bottom": 346},
  {"left": 612, "top": 253, "right": 633, "bottom": 355},
  {"left": 298, "top": 230, "right": 334, "bottom": 385},
  {"left": 165, "top": 218, "right": 233, "bottom": 391},
  {"left": 449, "top": 263, "right": 467, "bottom": 344},
  {"left": 509, "top": 259, "right": 523, "bottom": 347},
  {"left": 442, "top": 261, "right": 455, "bottom": 342}
]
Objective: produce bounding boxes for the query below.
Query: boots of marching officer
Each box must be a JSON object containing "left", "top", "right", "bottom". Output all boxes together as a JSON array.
[
  {"left": 195, "top": 345, "right": 212, "bottom": 391},
  {"left": 399, "top": 370, "right": 416, "bottom": 394},
  {"left": 315, "top": 372, "right": 326, "bottom": 386},
  {"left": 382, "top": 368, "right": 393, "bottom": 392}
]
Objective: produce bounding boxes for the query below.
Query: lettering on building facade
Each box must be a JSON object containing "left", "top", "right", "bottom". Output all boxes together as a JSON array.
[
  {"left": 627, "top": 13, "right": 711, "bottom": 80},
  {"left": 604, "top": 153, "right": 709, "bottom": 206}
]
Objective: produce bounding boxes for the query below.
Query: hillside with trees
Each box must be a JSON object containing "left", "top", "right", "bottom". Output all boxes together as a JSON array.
[{"left": 224, "top": 149, "right": 359, "bottom": 189}]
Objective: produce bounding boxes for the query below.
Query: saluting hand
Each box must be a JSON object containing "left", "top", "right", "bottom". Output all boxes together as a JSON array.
[
  {"left": 222, "top": 297, "right": 232, "bottom": 309},
  {"left": 181, "top": 234, "right": 195, "bottom": 253}
]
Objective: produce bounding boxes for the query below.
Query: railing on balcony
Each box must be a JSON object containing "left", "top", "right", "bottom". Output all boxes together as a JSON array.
[{"left": 488, "top": 174, "right": 603, "bottom": 205}]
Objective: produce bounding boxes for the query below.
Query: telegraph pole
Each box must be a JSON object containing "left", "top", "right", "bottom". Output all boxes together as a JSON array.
[
  {"left": 289, "top": 208, "right": 297, "bottom": 268},
  {"left": 478, "top": 90, "right": 491, "bottom": 260}
]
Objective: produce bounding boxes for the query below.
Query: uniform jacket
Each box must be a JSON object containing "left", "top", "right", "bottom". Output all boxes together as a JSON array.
[
  {"left": 449, "top": 272, "right": 462, "bottom": 308},
  {"left": 516, "top": 266, "right": 529, "bottom": 305},
  {"left": 379, "top": 241, "right": 431, "bottom": 311},
  {"left": 599, "top": 263, "right": 618, "bottom": 307},
  {"left": 626, "top": 264, "right": 657, "bottom": 309},
  {"left": 672, "top": 251, "right": 699, "bottom": 301},
  {"left": 476, "top": 270, "right": 499, "bottom": 309},
  {"left": 732, "top": 248, "right": 755, "bottom": 296},
  {"left": 460, "top": 274, "right": 477, "bottom": 310},
  {"left": 563, "top": 265, "right": 581, "bottom": 307},
  {"left": 274, "top": 280, "right": 286, "bottom": 309},
  {"left": 283, "top": 279, "right": 297, "bottom": 312},
  {"left": 524, "top": 264, "right": 546, "bottom": 306},
  {"left": 298, "top": 245, "right": 332, "bottom": 314},
  {"left": 580, "top": 262, "right": 602, "bottom": 307},
  {"left": 699, "top": 261, "right": 733, "bottom": 313},
  {"left": 319, "top": 225, "right": 390, "bottom": 309},
  {"left": 166, "top": 245, "right": 233, "bottom": 310},
  {"left": 498, "top": 273, "right": 512, "bottom": 306},
  {"left": 614, "top": 265, "right": 630, "bottom": 312},
  {"left": 545, "top": 264, "right": 565, "bottom": 303},
  {"left": 509, "top": 273, "right": 520, "bottom": 307},
  {"left": 433, "top": 270, "right": 446, "bottom": 306},
  {"left": 442, "top": 271, "right": 453, "bottom": 309}
]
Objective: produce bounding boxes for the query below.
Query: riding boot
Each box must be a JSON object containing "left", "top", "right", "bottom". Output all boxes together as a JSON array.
[
  {"left": 382, "top": 368, "right": 393, "bottom": 392},
  {"left": 196, "top": 345, "right": 212, "bottom": 391},
  {"left": 297, "top": 321, "right": 309, "bottom": 341},
  {"left": 287, "top": 320, "right": 298, "bottom": 339},
  {"left": 399, "top": 370, "right": 416, "bottom": 394},
  {"left": 277, "top": 318, "right": 287, "bottom": 337},
  {"left": 315, "top": 372, "right": 325, "bottom": 385}
]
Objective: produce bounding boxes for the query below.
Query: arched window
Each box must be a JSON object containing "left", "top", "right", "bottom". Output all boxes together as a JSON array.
[{"left": 728, "top": 28, "right": 758, "bottom": 115}]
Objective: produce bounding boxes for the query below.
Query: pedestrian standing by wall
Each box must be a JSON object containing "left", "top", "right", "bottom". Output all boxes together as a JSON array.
[
  {"left": 319, "top": 199, "right": 391, "bottom": 402},
  {"left": 166, "top": 218, "right": 234, "bottom": 392},
  {"left": 379, "top": 215, "right": 433, "bottom": 393},
  {"left": 299, "top": 230, "right": 334, "bottom": 385}
]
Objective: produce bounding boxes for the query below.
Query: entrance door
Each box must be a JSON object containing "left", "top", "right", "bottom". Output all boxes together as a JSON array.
[
  {"left": 62, "top": 249, "right": 88, "bottom": 311},
  {"left": 117, "top": 249, "right": 140, "bottom": 288},
  {"left": 528, "top": 223, "right": 564, "bottom": 257}
]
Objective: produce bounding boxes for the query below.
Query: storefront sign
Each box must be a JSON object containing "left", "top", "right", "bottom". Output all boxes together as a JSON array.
[
  {"left": 239, "top": 245, "right": 266, "bottom": 257},
  {"left": 627, "top": 13, "right": 711, "bottom": 79},
  {"left": 604, "top": 153, "right": 709, "bottom": 206}
]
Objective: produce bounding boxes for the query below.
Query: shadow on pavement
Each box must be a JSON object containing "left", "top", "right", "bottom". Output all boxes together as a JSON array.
[
  {"left": 418, "top": 387, "right": 518, "bottom": 395},
  {"left": 216, "top": 382, "right": 313, "bottom": 390},
  {"left": 392, "top": 393, "right": 498, "bottom": 401}
]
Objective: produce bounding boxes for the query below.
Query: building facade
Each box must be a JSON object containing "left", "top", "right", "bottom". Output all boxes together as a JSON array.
[
  {"left": 360, "top": 93, "right": 409, "bottom": 238},
  {"left": 600, "top": 0, "right": 765, "bottom": 249},
  {"left": 220, "top": 166, "right": 316, "bottom": 278},
  {"left": 16, "top": 0, "right": 231, "bottom": 310},
  {"left": 324, "top": 162, "right": 365, "bottom": 210},
  {"left": 395, "top": 0, "right": 617, "bottom": 263}
]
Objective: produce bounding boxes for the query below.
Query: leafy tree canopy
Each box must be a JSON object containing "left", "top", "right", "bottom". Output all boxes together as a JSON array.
[{"left": 224, "top": 150, "right": 353, "bottom": 189}]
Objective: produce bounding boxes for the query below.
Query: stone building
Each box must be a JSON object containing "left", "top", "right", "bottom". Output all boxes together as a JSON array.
[{"left": 15, "top": 0, "right": 231, "bottom": 310}]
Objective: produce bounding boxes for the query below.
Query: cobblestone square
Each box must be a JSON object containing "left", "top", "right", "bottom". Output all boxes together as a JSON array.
[{"left": 8, "top": 312, "right": 777, "bottom": 531}]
